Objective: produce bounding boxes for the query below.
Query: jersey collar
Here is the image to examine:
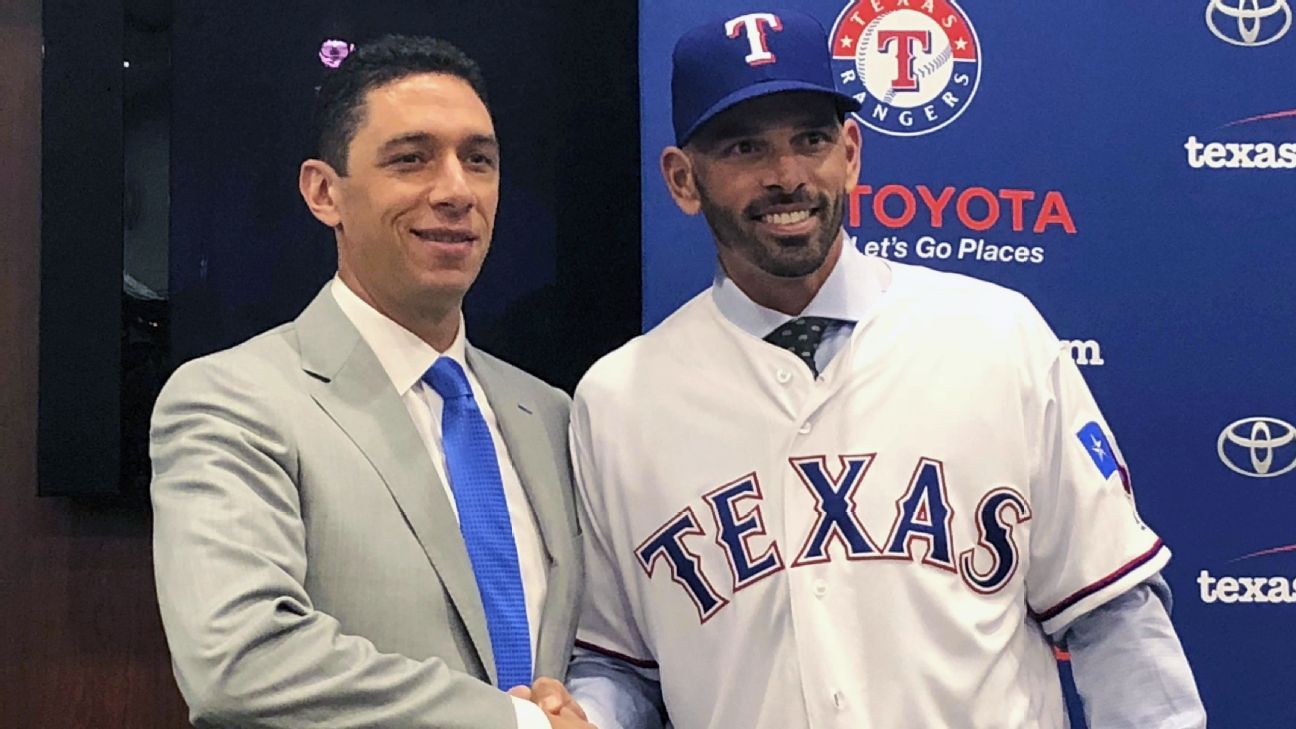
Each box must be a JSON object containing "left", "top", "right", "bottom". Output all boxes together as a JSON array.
[{"left": 711, "top": 235, "right": 888, "bottom": 338}]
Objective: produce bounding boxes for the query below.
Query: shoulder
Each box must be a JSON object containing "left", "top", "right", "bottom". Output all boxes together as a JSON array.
[
  {"left": 576, "top": 292, "right": 713, "bottom": 387},
  {"left": 890, "top": 262, "right": 1036, "bottom": 316},
  {"left": 573, "top": 290, "right": 716, "bottom": 415},
  {"left": 156, "top": 322, "right": 304, "bottom": 410},
  {"left": 882, "top": 262, "right": 1061, "bottom": 379},
  {"left": 149, "top": 323, "right": 308, "bottom": 473},
  {"left": 887, "top": 262, "right": 1053, "bottom": 340},
  {"left": 469, "top": 346, "right": 571, "bottom": 415}
]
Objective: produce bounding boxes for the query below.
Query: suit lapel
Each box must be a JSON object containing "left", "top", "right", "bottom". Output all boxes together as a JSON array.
[
  {"left": 294, "top": 287, "right": 496, "bottom": 681},
  {"left": 467, "top": 345, "right": 570, "bottom": 671}
]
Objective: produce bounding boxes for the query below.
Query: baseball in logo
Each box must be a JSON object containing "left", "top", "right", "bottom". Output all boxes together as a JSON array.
[{"left": 830, "top": 0, "right": 981, "bottom": 137}]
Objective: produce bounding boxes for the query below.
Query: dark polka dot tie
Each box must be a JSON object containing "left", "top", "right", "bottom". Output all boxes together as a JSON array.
[{"left": 763, "top": 316, "right": 839, "bottom": 376}]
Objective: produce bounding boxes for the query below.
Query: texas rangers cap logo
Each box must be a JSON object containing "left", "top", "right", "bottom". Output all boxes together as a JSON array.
[
  {"left": 670, "top": 9, "right": 861, "bottom": 145},
  {"left": 829, "top": 0, "right": 981, "bottom": 137}
]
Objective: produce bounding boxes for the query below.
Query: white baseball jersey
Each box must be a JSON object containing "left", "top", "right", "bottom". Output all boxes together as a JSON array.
[{"left": 571, "top": 261, "right": 1167, "bottom": 729}]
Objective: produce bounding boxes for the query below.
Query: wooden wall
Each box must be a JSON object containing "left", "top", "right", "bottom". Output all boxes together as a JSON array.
[{"left": 0, "top": 0, "right": 189, "bottom": 724}]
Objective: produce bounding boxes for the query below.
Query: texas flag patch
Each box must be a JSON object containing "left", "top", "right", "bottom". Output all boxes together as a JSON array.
[{"left": 1077, "top": 421, "right": 1118, "bottom": 479}]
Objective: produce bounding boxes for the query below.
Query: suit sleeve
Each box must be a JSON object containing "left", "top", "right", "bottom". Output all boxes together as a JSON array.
[
  {"left": 150, "top": 357, "right": 519, "bottom": 729},
  {"left": 1018, "top": 306, "right": 1170, "bottom": 636}
]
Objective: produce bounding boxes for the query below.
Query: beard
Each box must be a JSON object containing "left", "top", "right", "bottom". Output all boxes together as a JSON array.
[{"left": 696, "top": 182, "right": 846, "bottom": 279}]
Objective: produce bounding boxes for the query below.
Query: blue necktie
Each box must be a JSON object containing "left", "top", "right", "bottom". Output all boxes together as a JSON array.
[{"left": 422, "top": 356, "right": 532, "bottom": 690}]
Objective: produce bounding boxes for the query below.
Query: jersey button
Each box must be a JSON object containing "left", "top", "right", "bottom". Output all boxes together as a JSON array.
[
  {"left": 813, "top": 579, "right": 827, "bottom": 598},
  {"left": 832, "top": 690, "right": 845, "bottom": 710},
  {"left": 775, "top": 369, "right": 792, "bottom": 384},
  {"left": 798, "top": 421, "right": 812, "bottom": 435}
]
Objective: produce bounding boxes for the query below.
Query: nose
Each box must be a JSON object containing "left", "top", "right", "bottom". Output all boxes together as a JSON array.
[
  {"left": 759, "top": 148, "right": 809, "bottom": 193},
  {"left": 427, "top": 154, "right": 474, "bottom": 215}
]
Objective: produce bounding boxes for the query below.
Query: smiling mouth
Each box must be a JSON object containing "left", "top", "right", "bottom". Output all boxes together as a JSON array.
[
  {"left": 758, "top": 209, "right": 815, "bottom": 225},
  {"left": 412, "top": 228, "right": 476, "bottom": 244},
  {"left": 752, "top": 204, "right": 821, "bottom": 234}
]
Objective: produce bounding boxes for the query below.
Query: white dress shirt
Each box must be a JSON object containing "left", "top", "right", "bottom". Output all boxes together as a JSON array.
[{"left": 331, "top": 277, "right": 551, "bottom": 728}]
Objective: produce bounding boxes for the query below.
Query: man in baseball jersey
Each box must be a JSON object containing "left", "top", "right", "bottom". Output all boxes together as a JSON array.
[{"left": 559, "top": 9, "right": 1206, "bottom": 729}]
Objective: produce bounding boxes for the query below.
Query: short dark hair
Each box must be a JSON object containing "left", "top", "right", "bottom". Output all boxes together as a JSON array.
[{"left": 310, "top": 34, "right": 489, "bottom": 175}]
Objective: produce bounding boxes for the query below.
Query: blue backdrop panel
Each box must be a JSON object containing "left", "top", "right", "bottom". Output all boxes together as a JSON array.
[{"left": 640, "top": 1, "right": 1296, "bottom": 725}]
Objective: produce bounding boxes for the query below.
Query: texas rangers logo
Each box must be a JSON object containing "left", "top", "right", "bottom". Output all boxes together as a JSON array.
[{"left": 829, "top": 0, "right": 981, "bottom": 137}]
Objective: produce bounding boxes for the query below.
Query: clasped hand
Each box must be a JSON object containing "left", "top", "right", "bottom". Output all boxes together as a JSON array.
[{"left": 509, "top": 677, "right": 596, "bottom": 728}]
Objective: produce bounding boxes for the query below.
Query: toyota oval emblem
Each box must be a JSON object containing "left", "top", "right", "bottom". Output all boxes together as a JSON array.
[{"left": 1218, "top": 417, "right": 1296, "bottom": 478}]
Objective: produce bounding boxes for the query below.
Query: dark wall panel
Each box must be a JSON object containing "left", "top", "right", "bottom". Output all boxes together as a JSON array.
[{"left": 0, "top": 0, "right": 189, "bottom": 725}]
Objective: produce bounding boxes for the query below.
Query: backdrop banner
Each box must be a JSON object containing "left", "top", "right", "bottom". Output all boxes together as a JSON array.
[{"left": 639, "top": 1, "right": 1296, "bottom": 724}]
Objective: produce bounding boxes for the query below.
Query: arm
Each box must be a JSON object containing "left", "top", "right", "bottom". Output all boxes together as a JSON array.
[
  {"left": 1061, "top": 575, "right": 1206, "bottom": 729},
  {"left": 565, "top": 389, "right": 668, "bottom": 729},
  {"left": 151, "top": 357, "right": 529, "bottom": 729},
  {"left": 568, "top": 645, "right": 666, "bottom": 729},
  {"left": 1014, "top": 301, "right": 1201, "bottom": 724}
]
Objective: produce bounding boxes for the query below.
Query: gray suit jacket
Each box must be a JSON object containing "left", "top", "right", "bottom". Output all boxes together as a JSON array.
[{"left": 151, "top": 286, "right": 582, "bottom": 729}]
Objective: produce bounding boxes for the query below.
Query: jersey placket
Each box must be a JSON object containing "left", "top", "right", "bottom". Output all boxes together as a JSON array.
[{"left": 780, "top": 363, "right": 863, "bottom": 729}]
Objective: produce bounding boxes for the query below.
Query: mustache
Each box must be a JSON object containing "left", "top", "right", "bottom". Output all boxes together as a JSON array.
[{"left": 744, "top": 190, "right": 828, "bottom": 218}]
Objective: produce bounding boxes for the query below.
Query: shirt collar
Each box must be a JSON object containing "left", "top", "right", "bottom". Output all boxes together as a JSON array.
[
  {"left": 330, "top": 276, "right": 468, "bottom": 396},
  {"left": 711, "top": 237, "right": 888, "bottom": 338}
]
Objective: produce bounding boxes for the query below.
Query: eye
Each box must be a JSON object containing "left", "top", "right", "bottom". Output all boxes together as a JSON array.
[
  {"left": 801, "top": 130, "right": 832, "bottom": 147},
  {"left": 724, "top": 139, "right": 762, "bottom": 157},
  {"left": 388, "top": 152, "right": 426, "bottom": 167},
  {"left": 465, "top": 151, "right": 499, "bottom": 171}
]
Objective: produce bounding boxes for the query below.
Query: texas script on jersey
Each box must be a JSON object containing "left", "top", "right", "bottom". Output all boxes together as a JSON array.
[{"left": 636, "top": 453, "right": 1032, "bottom": 623}]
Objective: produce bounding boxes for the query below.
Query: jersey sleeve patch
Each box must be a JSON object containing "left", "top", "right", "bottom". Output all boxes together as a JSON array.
[{"left": 1076, "top": 420, "right": 1119, "bottom": 480}]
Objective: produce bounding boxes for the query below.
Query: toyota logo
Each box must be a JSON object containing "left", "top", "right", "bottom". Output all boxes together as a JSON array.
[
  {"left": 1218, "top": 417, "right": 1296, "bottom": 478},
  {"left": 1206, "top": 0, "right": 1292, "bottom": 47}
]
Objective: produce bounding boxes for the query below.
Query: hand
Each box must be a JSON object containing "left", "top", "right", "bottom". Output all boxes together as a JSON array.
[
  {"left": 507, "top": 677, "right": 590, "bottom": 721},
  {"left": 542, "top": 712, "right": 598, "bottom": 729}
]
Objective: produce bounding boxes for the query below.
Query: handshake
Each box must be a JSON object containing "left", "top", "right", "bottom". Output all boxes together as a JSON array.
[{"left": 509, "top": 678, "right": 598, "bottom": 729}]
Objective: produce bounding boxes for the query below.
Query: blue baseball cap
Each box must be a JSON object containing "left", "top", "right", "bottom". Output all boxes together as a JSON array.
[{"left": 671, "top": 9, "right": 861, "bottom": 146}]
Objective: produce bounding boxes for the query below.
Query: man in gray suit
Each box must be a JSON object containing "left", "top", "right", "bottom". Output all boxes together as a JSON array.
[{"left": 151, "top": 35, "right": 590, "bottom": 729}]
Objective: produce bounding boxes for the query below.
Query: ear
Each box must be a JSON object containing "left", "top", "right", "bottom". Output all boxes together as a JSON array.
[
  {"left": 841, "top": 119, "right": 863, "bottom": 194},
  {"left": 299, "top": 159, "right": 344, "bottom": 228},
  {"left": 660, "top": 146, "right": 702, "bottom": 216}
]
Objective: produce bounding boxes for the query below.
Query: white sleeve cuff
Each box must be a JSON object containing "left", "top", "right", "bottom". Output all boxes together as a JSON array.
[
  {"left": 1036, "top": 541, "right": 1171, "bottom": 635},
  {"left": 512, "top": 694, "right": 551, "bottom": 729}
]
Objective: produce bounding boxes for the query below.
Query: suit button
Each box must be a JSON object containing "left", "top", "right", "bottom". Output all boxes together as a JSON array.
[{"left": 775, "top": 369, "right": 792, "bottom": 384}]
